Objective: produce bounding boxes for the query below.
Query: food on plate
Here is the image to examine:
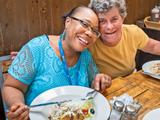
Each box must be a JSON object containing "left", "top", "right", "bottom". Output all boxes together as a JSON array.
[
  {"left": 48, "top": 100, "right": 95, "bottom": 120},
  {"left": 149, "top": 62, "right": 160, "bottom": 75}
]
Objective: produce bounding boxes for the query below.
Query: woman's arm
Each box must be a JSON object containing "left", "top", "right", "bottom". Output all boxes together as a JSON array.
[
  {"left": 87, "top": 55, "right": 112, "bottom": 93},
  {"left": 2, "top": 74, "right": 30, "bottom": 120},
  {"left": 140, "top": 38, "right": 160, "bottom": 55}
]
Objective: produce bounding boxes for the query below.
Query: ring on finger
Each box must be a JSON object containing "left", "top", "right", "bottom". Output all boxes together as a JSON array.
[{"left": 106, "top": 80, "right": 109, "bottom": 84}]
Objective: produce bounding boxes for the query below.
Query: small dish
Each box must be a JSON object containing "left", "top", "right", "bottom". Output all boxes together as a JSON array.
[{"left": 142, "top": 108, "right": 160, "bottom": 120}]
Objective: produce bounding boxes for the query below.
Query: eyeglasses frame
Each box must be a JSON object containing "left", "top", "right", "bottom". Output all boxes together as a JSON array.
[{"left": 69, "top": 16, "right": 101, "bottom": 38}]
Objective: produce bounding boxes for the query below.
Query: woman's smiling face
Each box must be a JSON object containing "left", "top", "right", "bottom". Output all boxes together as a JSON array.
[
  {"left": 98, "top": 7, "right": 125, "bottom": 47},
  {"left": 65, "top": 7, "right": 99, "bottom": 51}
]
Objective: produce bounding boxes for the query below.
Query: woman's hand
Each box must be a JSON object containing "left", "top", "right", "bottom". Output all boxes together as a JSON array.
[
  {"left": 6, "top": 102, "right": 30, "bottom": 120},
  {"left": 91, "top": 73, "right": 111, "bottom": 93},
  {"left": 10, "top": 52, "right": 18, "bottom": 61}
]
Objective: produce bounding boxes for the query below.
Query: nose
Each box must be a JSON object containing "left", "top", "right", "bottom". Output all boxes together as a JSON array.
[
  {"left": 85, "top": 27, "right": 93, "bottom": 37},
  {"left": 105, "top": 21, "right": 113, "bottom": 30}
]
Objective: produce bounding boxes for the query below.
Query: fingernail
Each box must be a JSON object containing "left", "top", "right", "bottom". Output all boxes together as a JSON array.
[{"left": 96, "top": 87, "right": 99, "bottom": 91}]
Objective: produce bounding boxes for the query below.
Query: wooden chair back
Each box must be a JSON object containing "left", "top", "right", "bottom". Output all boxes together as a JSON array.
[{"left": 0, "top": 55, "right": 13, "bottom": 120}]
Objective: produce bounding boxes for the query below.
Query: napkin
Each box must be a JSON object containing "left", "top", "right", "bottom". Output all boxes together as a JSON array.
[{"left": 110, "top": 94, "right": 143, "bottom": 112}]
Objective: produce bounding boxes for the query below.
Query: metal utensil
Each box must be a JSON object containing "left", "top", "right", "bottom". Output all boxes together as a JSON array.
[
  {"left": 5, "top": 100, "right": 72, "bottom": 113},
  {"left": 141, "top": 71, "right": 160, "bottom": 77},
  {"left": 81, "top": 90, "right": 97, "bottom": 100}
]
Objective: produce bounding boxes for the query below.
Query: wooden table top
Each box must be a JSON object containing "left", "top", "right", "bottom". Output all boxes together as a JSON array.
[{"left": 102, "top": 70, "right": 160, "bottom": 120}]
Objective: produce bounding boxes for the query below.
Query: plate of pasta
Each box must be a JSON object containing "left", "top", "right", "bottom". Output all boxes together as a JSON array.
[
  {"left": 29, "top": 86, "right": 110, "bottom": 120},
  {"left": 142, "top": 60, "right": 160, "bottom": 79}
]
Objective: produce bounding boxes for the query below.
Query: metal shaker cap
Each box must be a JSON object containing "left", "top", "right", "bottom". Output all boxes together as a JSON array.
[
  {"left": 113, "top": 100, "right": 124, "bottom": 112},
  {"left": 124, "top": 105, "right": 137, "bottom": 116}
]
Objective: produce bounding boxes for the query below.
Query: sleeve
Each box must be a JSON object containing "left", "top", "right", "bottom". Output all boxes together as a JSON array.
[
  {"left": 87, "top": 57, "right": 100, "bottom": 85},
  {"left": 134, "top": 26, "right": 149, "bottom": 49},
  {"left": 8, "top": 44, "right": 37, "bottom": 85}
]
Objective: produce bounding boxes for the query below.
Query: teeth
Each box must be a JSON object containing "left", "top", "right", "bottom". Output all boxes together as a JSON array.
[{"left": 79, "top": 37, "right": 88, "bottom": 44}]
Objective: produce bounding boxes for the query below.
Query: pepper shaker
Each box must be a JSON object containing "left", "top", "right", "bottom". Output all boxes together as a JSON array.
[
  {"left": 109, "top": 100, "right": 124, "bottom": 120},
  {"left": 120, "top": 105, "right": 137, "bottom": 120}
]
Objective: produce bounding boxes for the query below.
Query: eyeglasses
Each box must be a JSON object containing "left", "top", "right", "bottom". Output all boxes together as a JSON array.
[{"left": 69, "top": 16, "right": 101, "bottom": 38}]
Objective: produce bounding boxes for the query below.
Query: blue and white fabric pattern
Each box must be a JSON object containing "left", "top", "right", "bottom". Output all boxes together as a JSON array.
[{"left": 8, "top": 34, "right": 99, "bottom": 105}]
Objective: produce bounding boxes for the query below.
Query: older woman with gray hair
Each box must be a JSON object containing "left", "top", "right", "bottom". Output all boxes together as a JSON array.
[{"left": 88, "top": 0, "right": 160, "bottom": 79}]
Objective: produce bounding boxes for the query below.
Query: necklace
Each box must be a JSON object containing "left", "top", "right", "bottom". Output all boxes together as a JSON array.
[
  {"left": 68, "top": 52, "right": 77, "bottom": 67},
  {"left": 58, "top": 34, "right": 81, "bottom": 85}
]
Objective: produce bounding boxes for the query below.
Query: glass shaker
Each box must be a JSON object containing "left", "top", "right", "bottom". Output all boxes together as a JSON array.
[
  {"left": 120, "top": 105, "right": 137, "bottom": 120},
  {"left": 109, "top": 100, "right": 124, "bottom": 120}
]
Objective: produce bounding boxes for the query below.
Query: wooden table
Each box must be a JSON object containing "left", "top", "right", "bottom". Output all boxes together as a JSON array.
[{"left": 102, "top": 70, "right": 160, "bottom": 120}]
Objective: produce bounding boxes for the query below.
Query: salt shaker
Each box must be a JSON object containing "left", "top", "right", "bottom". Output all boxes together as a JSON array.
[
  {"left": 109, "top": 100, "right": 124, "bottom": 120},
  {"left": 120, "top": 105, "right": 137, "bottom": 120}
]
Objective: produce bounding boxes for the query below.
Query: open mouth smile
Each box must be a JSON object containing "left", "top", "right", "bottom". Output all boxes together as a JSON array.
[
  {"left": 78, "top": 37, "right": 89, "bottom": 45},
  {"left": 106, "top": 31, "right": 116, "bottom": 35}
]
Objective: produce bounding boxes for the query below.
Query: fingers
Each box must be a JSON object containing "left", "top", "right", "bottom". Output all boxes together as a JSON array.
[
  {"left": 11, "top": 56, "right": 16, "bottom": 61},
  {"left": 10, "top": 52, "right": 19, "bottom": 55},
  {"left": 92, "top": 74, "right": 102, "bottom": 91},
  {"left": 7, "top": 104, "right": 29, "bottom": 120},
  {"left": 92, "top": 74, "right": 112, "bottom": 93},
  {"left": 94, "top": 79, "right": 100, "bottom": 91},
  {"left": 10, "top": 52, "right": 18, "bottom": 61},
  {"left": 100, "top": 76, "right": 107, "bottom": 93},
  {"left": 104, "top": 75, "right": 112, "bottom": 90}
]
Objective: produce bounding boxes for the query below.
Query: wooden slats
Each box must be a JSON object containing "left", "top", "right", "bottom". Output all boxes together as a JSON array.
[
  {"left": 39, "top": 0, "right": 52, "bottom": 35},
  {"left": 0, "top": 0, "right": 15, "bottom": 54},
  {"left": 10, "top": 0, "right": 29, "bottom": 51},
  {"left": 0, "top": 22, "right": 4, "bottom": 56},
  {"left": 0, "top": 0, "right": 160, "bottom": 55},
  {"left": 1, "top": 60, "right": 12, "bottom": 80},
  {"left": 26, "top": 0, "right": 41, "bottom": 40},
  {"left": 134, "top": 90, "right": 160, "bottom": 120}
]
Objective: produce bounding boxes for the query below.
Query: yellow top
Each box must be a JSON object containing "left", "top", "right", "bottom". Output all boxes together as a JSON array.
[{"left": 89, "top": 24, "right": 149, "bottom": 79}]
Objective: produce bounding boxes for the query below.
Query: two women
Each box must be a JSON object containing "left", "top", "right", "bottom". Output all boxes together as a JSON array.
[{"left": 2, "top": 6, "right": 111, "bottom": 120}]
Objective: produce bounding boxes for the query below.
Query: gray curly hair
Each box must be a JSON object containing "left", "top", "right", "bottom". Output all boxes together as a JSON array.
[{"left": 88, "top": 0, "right": 127, "bottom": 18}]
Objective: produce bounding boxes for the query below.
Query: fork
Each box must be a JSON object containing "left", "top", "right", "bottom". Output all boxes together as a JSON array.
[
  {"left": 5, "top": 100, "right": 72, "bottom": 112},
  {"left": 82, "top": 90, "right": 97, "bottom": 100}
]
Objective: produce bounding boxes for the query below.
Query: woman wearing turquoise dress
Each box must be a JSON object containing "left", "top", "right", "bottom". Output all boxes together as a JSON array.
[{"left": 2, "top": 6, "right": 111, "bottom": 120}]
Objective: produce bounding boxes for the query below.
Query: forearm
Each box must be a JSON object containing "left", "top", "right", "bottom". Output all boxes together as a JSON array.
[
  {"left": 140, "top": 38, "right": 160, "bottom": 55},
  {"left": 151, "top": 41, "right": 160, "bottom": 55},
  {"left": 2, "top": 86, "right": 25, "bottom": 107}
]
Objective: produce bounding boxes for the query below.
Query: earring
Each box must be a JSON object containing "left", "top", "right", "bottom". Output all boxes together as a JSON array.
[{"left": 63, "top": 31, "right": 66, "bottom": 40}]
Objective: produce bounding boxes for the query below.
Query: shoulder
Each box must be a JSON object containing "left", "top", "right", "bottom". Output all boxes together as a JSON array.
[
  {"left": 82, "top": 49, "right": 91, "bottom": 56},
  {"left": 24, "top": 35, "right": 50, "bottom": 62},
  {"left": 81, "top": 49, "right": 92, "bottom": 62},
  {"left": 122, "top": 24, "right": 140, "bottom": 32},
  {"left": 122, "top": 24, "right": 147, "bottom": 36},
  {"left": 25, "top": 34, "right": 51, "bottom": 53},
  {"left": 89, "top": 38, "right": 100, "bottom": 50},
  {"left": 27, "top": 34, "right": 48, "bottom": 46}
]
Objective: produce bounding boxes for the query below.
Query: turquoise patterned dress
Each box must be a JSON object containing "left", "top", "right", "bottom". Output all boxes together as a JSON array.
[{"left": 8, "top": 34, "right": 99, "bottom": 106}]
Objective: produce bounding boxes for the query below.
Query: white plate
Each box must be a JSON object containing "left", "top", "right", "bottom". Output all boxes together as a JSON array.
[
  {"left": 142, "top": 60, "right": 160, "bottom": 79},
  {"left": 29, "top": 86, "right": 110, "bottom": 120},
  {"left": 142, "top": 108, "right": 160, "bottom": 120}
]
